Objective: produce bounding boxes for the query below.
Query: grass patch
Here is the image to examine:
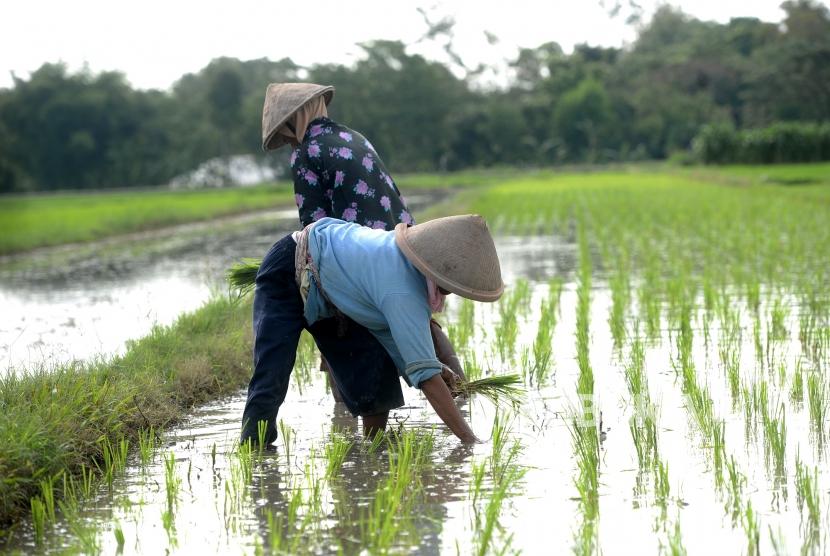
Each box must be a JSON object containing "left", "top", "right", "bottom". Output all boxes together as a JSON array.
[
  {"left": 0, "top": 183, "right": 293, "bottom": 255},
  {"left": 0, "top": 295, "right": 253, "bottom": 534}
]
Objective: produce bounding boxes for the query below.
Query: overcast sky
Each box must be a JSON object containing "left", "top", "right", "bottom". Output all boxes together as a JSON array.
[{"left": 1, "top": 0, "right": 816, "bottom": 91}]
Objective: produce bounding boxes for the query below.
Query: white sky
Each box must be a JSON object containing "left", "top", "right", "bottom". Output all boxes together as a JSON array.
[{"left": 0, "top": 0, "right": 813, "bottom": 91}]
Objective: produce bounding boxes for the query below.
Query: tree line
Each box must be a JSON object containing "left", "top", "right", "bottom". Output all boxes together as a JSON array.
[{"left": 1, "top": 1, "right": 828, "bottom": 192}]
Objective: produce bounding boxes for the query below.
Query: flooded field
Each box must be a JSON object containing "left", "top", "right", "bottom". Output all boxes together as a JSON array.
[
  {"left": 3, "top": 172, "right": 830, "bottom": 554},
  {"left": 0, "top": 191, "right": 450, "bottom": 372}
]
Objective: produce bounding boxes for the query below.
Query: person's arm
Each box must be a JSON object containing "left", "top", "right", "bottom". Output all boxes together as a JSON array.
[
  {"left": 430, "top": 319, "right": 466, "bottom": 380},
  {"left": 380, "top": 293, "right": 478, "bottom": 442},
  {"left": 420, "top": 374, "right": 479, "bottom": 443}
]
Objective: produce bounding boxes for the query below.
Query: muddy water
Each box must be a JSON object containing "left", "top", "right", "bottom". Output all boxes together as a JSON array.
[{"left": 4, "top": 223, "right": 827, "bottom": 555}]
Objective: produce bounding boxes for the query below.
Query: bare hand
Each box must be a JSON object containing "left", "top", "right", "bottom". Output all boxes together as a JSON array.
[{"left": 441, "top": 366, "right": 461, "bottom": 397}]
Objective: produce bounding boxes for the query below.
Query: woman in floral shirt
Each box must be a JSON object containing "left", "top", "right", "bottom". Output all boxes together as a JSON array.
[
  {"left": 291, "top": 118, "right": 414, "bottom": 230},
  {"left": 260, "top": 82, "right": 412, "bottom": 230}
]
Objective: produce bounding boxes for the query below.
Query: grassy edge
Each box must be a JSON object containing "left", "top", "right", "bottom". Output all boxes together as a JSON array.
[{"left": 0, "top": 294, "right": 253, "bottom": 536}]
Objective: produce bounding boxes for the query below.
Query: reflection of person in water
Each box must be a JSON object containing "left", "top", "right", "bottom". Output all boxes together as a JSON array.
[
  {"left": 239, "top": 214, "right": 504, "bottom": 446},
  {"left": 260, "top": 82, "right": 468, "bottom": 402}
]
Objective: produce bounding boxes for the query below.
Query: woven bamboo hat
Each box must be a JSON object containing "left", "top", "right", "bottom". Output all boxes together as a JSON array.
[
  {"left": 395, "top": 215, "right": 504, "bottom": 302},
  {"left": 261, "top": 83, "right": 335, "bottom": 151}
]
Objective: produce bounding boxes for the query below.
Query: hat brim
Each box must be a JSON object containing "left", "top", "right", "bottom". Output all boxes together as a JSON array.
[
  {"left": 395, "top": 222, "right": 504, "bottom": 302},
  {"left": 262, "top": 87, "right": 335, "bottom": 151}
]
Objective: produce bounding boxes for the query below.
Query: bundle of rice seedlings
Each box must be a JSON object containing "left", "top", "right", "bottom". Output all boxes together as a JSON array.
[
  {"left": 453, "top": 374, "right": 524, "bottom": 407},
  {"left": 227, "top": 258, "right": 262, "bottom": 296}
]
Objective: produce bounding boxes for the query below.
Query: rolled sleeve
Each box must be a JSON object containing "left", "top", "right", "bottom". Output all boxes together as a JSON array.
[
  {"left": 380, "top": 293, "right": 442, "bottom": 388},
  {"left": 404, "top": 360, "right": 443, "bottom": 389}
]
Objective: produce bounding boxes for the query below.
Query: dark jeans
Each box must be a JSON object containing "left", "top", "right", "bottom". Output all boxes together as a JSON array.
[{"left": 240, "top": 235, "right": 403, "bottom": 445}]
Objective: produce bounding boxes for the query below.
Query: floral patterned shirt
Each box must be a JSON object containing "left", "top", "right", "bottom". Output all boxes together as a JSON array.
[{"left": 290, "top": 117, "right": 413, "bottom": 230}]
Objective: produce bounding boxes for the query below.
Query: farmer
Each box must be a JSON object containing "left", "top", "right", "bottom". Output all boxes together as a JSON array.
[
  {"left": 239, "top": 214, "right": 504, "bottom": 446},
  {"left": 260, "top": 82, "right": 466, "bottom": 397}
]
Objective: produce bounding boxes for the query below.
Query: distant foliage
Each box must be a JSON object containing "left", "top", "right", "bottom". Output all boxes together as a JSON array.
[
  {"left": 694, "top": 123, "right": 830, "bottom": 164},
  {"left": 1, "top": 1, "right": 829, "bottom": 191}
]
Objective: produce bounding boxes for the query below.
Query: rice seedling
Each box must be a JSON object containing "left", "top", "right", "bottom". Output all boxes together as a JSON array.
[
  {"left": 719, "top": 341, "right": 741, "bottom": 408},
  {"left": 30, "top": 497, "right": 46, "bottom": 545},
  {"left": 608, "top": 255, "right": 631, "bottom": 347},
  {"left": 264, "top": 507, "right": 285, "bottom": 554},
  {"left": 137, "top": 426, "right": 157, "bottom": 467},
  {"left": 807, "top": 372, "right": 827, "bottom": 440},
  {"left": 473, "top": 463, "right": 524, "bottom": 556},
  {"left": 362, "top": 429, "right": 434, "bottom": 553},
  {"left": 769, "top": 298, "right": 789, "bottom": 342},
  {"left": 163, "top": 451, "right": 180, "bottom": 513},
  {"left": 324, "top": 428, "right": 354, "bottom": 479},
  {"left": 711, "top": 420, "right": 726, "bottom": 488},
  {"left": 447, "top": 297, "right": 475, "bottom": 350},
  {"left": 452, "top": 374, "right": 525, "bottom": 408},
  {"left": 114, "top": 522, "right": 125, "bottom": 551},
  {"left": 98, "top": 435, "right": 129, "bottom": 491},
  {"left": 279, "top": 420, "right": 295, "bottom": 464},
  {"left": 743, "top": 500, "right": 761, "bottom": 556},
  {"left": 762, "top": 405, "right": 787, "bottom": 478},
  {"left": 794, "top": 454, "right": 821, "bottom": 539},
  {"left": 226, "top": 257, "right": 261, "bottom": 297},
  {"left": 725, "top": 455, "right": 745, "bottom": 522},
  {"left": 665, "top": 519, "right": 687, "bottom": 556},
  {"left": 790, "top": 362, "right": 805, "bottom": 405}
]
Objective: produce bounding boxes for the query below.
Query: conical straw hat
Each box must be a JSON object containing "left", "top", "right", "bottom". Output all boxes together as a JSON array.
[
  {"left": 395, "top": 215, "right": 504, "bottom": 302},
  {"left": 261, "top": 83, "right": 335, "bottom": 151}
]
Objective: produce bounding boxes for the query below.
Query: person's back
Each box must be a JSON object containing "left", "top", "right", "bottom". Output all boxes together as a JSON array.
[{"left": 290, "top": 117, "right": 412, "bottom": 230}]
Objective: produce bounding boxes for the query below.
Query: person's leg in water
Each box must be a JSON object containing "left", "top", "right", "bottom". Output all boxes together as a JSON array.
[
  {"left": 309, "top": 315, "right": 404, "bottom": 438},
  {"left": 362, "top": 411, "right": 389, "bottom": 437},
  {"left": 320, "top": 356, "right": 344, "bottom": 402},
  {"left": 240, "top": 236, "right": 305, "bottom": 446}
]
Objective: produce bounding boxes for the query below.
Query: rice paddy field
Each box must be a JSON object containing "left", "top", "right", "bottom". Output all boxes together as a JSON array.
[{"left": 2, "top": 164, "right": 830, "bottom": 554}]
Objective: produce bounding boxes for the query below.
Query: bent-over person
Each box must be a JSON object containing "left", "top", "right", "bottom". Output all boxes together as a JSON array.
[{"left": 240, "top": 214, "right": 504, "bottom": 445}]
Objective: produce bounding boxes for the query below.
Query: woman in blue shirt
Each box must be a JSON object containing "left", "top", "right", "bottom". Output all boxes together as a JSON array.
[{"left": 240, "top": 214, "right": 503, "bottom": 446}]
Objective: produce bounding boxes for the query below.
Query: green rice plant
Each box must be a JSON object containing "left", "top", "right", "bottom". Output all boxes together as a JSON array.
[
  {"left": 807, "top": 373, "right": 827, "bottom": 439},
  {"left": 453, "top": 374, "right": 525, "bottom": 408},
  {"left": 227, "top": 257, "right": 262, "bottom": 296},
  {"left": 264, "top": 507, "right": 285, "bottom": 554},
  {"left": 98, "top": 435, "right": 129, "bottom": 491},
  {"left": 324, "top": 429, "right": 354, "bottom": 480},
  {"left": 114, "top": 522, "right": 125, "bottom": 551},
  {"left": 293, "top": 332, "right": 318, "bottom": 394},
  {"left": 463, "top": 350, "right": 484, "bottom": 382},
  {"left": 530, "top": 301, "right": 557, "bottom": 387},
  {"left": 137, "top": 426, "right": 157, "bottom": 467},
  {"left": 447, "top": 297, "right": 475, "bottom": 350},
  {"left": 743, "top": 500, "right": 761, "bottom": 556},
  {"left": 719, "top": 342, "right": 741, "bottom": 408},
  {"left": 790, "top": 362, "right": 805, "bottom": 405},
  {"left": 769, "top": 298, "right": 789, "bottom": 341},
  {"left": 608, "top": 255, "right": 631, "bottom": 347},
  {"left": 665, "top": 520, "right": 687, "bottom": 556},
  {"left": 794, "top": 453, "right": 821, "bottom": 549},
  {"left": 279, "top": 420, "right": 295, "bottom": 465},
  {"left": 30, "top": 497, "right": 46, "bottom": 545},
  {"left": 725, "top": 455, "right": 746, "bottom": 522},
  {"left": 163, "top": 451, "right": 181, "bottom": 513},
  {"left": 654, "top": 460, "right": 671, "bottom": 513},
  {"left": 362, "top": 429, "right": 434, "bottom": 552},
  {"left": 474, "top": 464, "right": 523, "bottom": 556},
  {"left": 763, "top": 405, "right": 787, "bottom": 478},
  {"left": 629, "top": 412, "right": 658, "bottom": 472},
  {"left": 711, "top": 420, "right": 726, "bottom": 488}
]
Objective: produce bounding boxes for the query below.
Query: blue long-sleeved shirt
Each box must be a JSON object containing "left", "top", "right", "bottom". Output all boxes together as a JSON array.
[{"left": 304, "top": 218, "right": 442, "bottom": 388}]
